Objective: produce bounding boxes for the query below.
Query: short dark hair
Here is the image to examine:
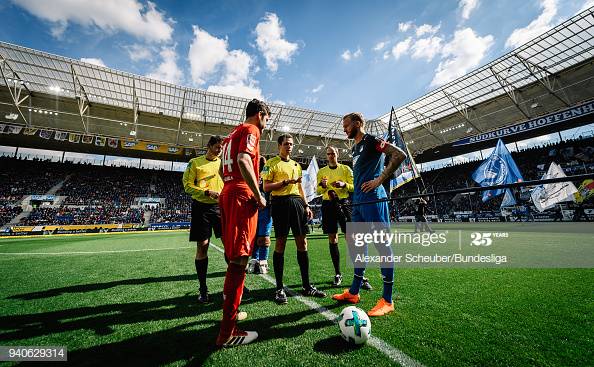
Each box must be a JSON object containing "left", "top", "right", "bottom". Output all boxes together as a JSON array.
[
  {"left": 259, "top": 156, "right": 267, "bottom": 171},
  {"left": 277, "top": 134, "right": 293, "bottom": 145},
  {"left": 246, "top": 99, "right": 271, "bottom": 119},
  {"left": 342, "top": 112, "right": 365, "bottom": 127},
  {"left": 207, "top": 135, "right": 223, "bottom": 147}
]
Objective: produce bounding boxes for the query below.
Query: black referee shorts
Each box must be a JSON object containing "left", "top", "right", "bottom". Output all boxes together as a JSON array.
[
  {"left": 321, "top": 198, "right": 352, "bottom": 234},
  {"left": 270, "top": 195, "right": 309, "bottom": 238},
  {"left": 190, "top": 199, "right": 222, "bottom": 242}
]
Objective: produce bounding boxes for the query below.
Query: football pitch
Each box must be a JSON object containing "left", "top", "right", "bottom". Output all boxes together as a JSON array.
[{"left": 0, "top": 223, "right": 592, "bottom": 366}]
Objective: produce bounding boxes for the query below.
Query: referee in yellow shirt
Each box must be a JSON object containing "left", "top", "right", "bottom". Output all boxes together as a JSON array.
[
  {"left": 317, "top": 146, "right": 373, "bottom": 290},
  {"left": 182, "top": 136, "right": 223, "bottom": 303},
  {"left": 317, "top": 146, "right": 353, "bottom": 286},
  {"left": 262, "top": 134, "right": 326, "bottom": 305}
]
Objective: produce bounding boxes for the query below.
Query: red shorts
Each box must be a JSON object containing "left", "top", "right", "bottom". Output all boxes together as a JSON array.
[{"left": 219, "top": 182, "right": 258, "bottom": 260}]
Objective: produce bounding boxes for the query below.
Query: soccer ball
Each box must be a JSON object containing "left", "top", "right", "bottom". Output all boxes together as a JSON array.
[{"left": 337, "top": 306, "right": 371, "bottom": 345}]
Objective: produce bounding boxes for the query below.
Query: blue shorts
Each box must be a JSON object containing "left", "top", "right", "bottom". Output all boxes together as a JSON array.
[
  {"left": 351, "top": 200, "right": 390, "bottom": 224},
  {"left": 256, "top": 206, "right": 273, "bottom": 237}
]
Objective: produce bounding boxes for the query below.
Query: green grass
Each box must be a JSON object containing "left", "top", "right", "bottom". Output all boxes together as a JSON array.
[{"left": 0, "top": 224, "right": 593, "bottom": 366}]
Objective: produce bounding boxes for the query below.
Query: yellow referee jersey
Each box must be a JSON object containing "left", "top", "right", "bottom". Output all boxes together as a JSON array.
[
  {"left": 262, "top": 156, "right": 302, "bottom": 197},
  {"left": 316, "top": 164, "right": 354, "bottom": 200},
  {"left": 182, "top": 155, "right": 223, "bottom": 204}
]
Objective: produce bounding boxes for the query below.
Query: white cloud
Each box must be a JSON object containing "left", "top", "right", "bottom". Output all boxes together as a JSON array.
[
  {"left": 188, "top": 26, "right": 229, "bottom": 85},
  {"left": 188, "top": 26, "right": 262, "bottom": 99},
  {"left": 373, "top": 41, "right": 387, "bottom": 51},
  {"left": 207, "top": 84, "right": 262, "bottom": 100},
  {"left": 304, "top": 96, "right": 318, "bottom": 104},
  {"left": 431, "top": 28, "right": 494, "bottom": 87},
  {"left": 579, "top": 0, "right": 594, "bottom": 12},
  {"left": 398, "top": 21, "right": 413, "bottom": 32},
  {"left": 219, "top": 50, "right": 253, "bottom": 86},
  {"left": 50, "top": 21, "right": 67, "bottom": 38},
  {"left": 411, "top": 36, "right": 443, "bottom": 61},
  {"left": 341, "top": 47, "right": 362, "bottom": 61},
  {"left": 391, "top": 38, "right": 412, "bottom": 59},
  {"left": 254, "top": 13, "right": 298, "bottom": 72},
  {"left": 383, "top": 51, "right": 390, "bottom": 60},
  {"left": 125, "top": 44, "right": 154, "bottom": 62},
  {"left": 416, "top": 23, "right": 441, "bottom": 37},
  {"left": 505, "top": 0, "right": 558, "bottom": 48},
  {"left": 459, "top": 0, "right": 479, "bottom": 20},
  {"left": 341, "top": 50, "right": 352, "bottom": 61},
  {"left": 311, "top": 84, "right": 324, "bottom": 93},
  {"left": 13, "top": 0, "right": 174, "bottom": 43},
  {"left": 147, "top": 46, "right": 182, "bottom": 84},
  {"left": 80, "top": 57, "right": 106, "bottom": 67}
]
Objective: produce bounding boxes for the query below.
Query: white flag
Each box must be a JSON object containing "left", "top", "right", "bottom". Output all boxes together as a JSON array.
[
  {"left": 531, "top": 162, "right": 578, "bottom": 212},
  {"left": 302, "top": 156, "right": 320, "bottom": 203}
]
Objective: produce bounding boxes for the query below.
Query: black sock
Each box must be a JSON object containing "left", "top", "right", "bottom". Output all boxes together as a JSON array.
[
  {"left": 273, "top": 251, "right": 284, "bottom": 290},
  {"left": 329, "top": 242, "right": 340, "bottom": 275},
  {"left": 297, "top": 250, "right": 310, "bottom": 289},
  {"left": 195, "top": 257, "right": 208, "bottom": 294}
]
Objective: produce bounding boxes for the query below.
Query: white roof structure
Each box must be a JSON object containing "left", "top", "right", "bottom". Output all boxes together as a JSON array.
[
  {"left": 0, "top": 42, "right": 346, "bottom": 158},
  {"left": 375, "top": 6, "right": 594, "bottom": 153},
  {"left": 1, "top": 6, "right": 593, "bottom": 159}
]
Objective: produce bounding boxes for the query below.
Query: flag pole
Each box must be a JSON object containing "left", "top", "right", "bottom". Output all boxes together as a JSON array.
[{"left": 392, "top": 106, "right": 425, "bottom": 195}]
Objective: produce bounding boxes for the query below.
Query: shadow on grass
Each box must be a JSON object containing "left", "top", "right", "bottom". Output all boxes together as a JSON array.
[
  {"left": 8, "top": 272, "right": 226, "bottom": 300},
  {"left": 1, "top": 285, "right": 344, "bottom": 366},
  {"left": 313, "top": 335, "right": 364, "bottom": 355}
]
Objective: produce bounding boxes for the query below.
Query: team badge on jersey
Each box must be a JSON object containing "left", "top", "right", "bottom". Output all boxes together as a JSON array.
[{"left": 246, "top": 134, "right": 256, "bottom": 152}]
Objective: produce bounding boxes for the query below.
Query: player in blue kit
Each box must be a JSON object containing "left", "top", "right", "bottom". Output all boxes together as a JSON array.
[
  {"left": 248, "top": 156, "right": 272, "bottom": 274},
  {"left": 332, "top": 112, "right": 406, "bottom": 316}
]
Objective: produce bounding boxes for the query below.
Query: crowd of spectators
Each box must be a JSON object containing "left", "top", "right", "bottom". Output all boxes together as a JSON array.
[
  {"left": 20, "top": 206, "right": 143, "bottom": 226},
  {"left": 392, "top": 136, "right": 593, "bottom": 218},
  {"left": 1, "top": 136, "right": 591, "bottom": 227},
  {"left": 0, "top": 205, "right": 22, "bottom": 226}
]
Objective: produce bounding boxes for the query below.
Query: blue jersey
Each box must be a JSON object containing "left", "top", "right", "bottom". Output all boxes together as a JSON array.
[
  {"left": 259, "top": 176, "right": 271, "bottom": 205},
  {"left": 351, "top": 133, "right": 388, "bottom": 202}
]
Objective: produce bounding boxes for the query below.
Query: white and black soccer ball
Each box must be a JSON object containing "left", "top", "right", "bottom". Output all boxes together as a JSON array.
[{"left": 337, "top": 306, "right": 371, "bottom": 345}]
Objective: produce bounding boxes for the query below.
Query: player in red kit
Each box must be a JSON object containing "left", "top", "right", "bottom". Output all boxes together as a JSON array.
[{"left": 216, "top": 99, "right": 270, "bottom": 347}]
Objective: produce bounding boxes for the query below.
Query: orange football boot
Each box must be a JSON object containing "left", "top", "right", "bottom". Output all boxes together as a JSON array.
[
  {"left": 332, "top": 289, "right": 360, "bottom": 303},
  {"left": 368, "top": 298, "right": 394, "bottom": 316}
]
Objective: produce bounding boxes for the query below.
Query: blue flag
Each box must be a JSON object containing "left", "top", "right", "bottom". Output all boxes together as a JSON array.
[
  {"left": 384, "top": 107, "right": 420, "bottom": 191},
  {"left": 472, "top": 139, "right": 524, "bottom": 202}
]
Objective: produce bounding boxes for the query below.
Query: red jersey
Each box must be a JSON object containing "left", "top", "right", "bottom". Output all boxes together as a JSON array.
[{"left": 221, "top": 123, "right": 260, "bottom": 184}]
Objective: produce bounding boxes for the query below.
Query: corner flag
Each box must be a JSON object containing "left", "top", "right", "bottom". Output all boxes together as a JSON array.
[
  {"left": 385, "top": 107, "right": 420, "bottom": 191},
  {"left": 472, "top": 139, "right": 523, "bottom": 202},
  {"left": 302, "top": 155, "right": 320, "bottom": 203}
]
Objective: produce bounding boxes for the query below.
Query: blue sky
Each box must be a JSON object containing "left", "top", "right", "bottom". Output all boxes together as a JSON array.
[{"left": 0, "top": 0, "right": 592, "bottom": 119}]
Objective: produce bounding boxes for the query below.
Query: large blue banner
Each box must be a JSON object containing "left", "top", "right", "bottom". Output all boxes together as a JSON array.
[
  {"left": 453, "top": 100, "right": 594, "bottom": 146},
  {"left": 472, "top": 139, "right": 524, "bottom": 202}
]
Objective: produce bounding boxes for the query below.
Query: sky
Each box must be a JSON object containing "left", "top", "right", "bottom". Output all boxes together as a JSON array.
[{"left": 0, "top": 0, "right": 592, "bottom": 120}]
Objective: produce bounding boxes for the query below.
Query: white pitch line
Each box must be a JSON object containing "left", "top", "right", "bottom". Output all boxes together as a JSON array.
[
  {"left": 210, "top": 242, "right": 424, "bottom": 367},
  {"left": 0, "top": 246, "right": 193, "bottom": 256}
]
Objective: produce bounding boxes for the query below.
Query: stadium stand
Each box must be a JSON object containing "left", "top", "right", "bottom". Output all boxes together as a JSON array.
[
  {"left": 393, "top": 136, "right": 594, "bottom": 219},
  {"left": 0, "top": 135, "right": 591, "bottom": 228}
]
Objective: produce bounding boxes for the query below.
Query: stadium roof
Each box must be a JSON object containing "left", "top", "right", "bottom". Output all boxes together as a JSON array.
[
  {"left": 375, "top": 6, "right": 594, "bottom": 155},
  {"left": 0, "top": 42, "right": 347, "bottom": 158},
  {"left": 1, "top": 7, "right": 593, "bottom": 160}
]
